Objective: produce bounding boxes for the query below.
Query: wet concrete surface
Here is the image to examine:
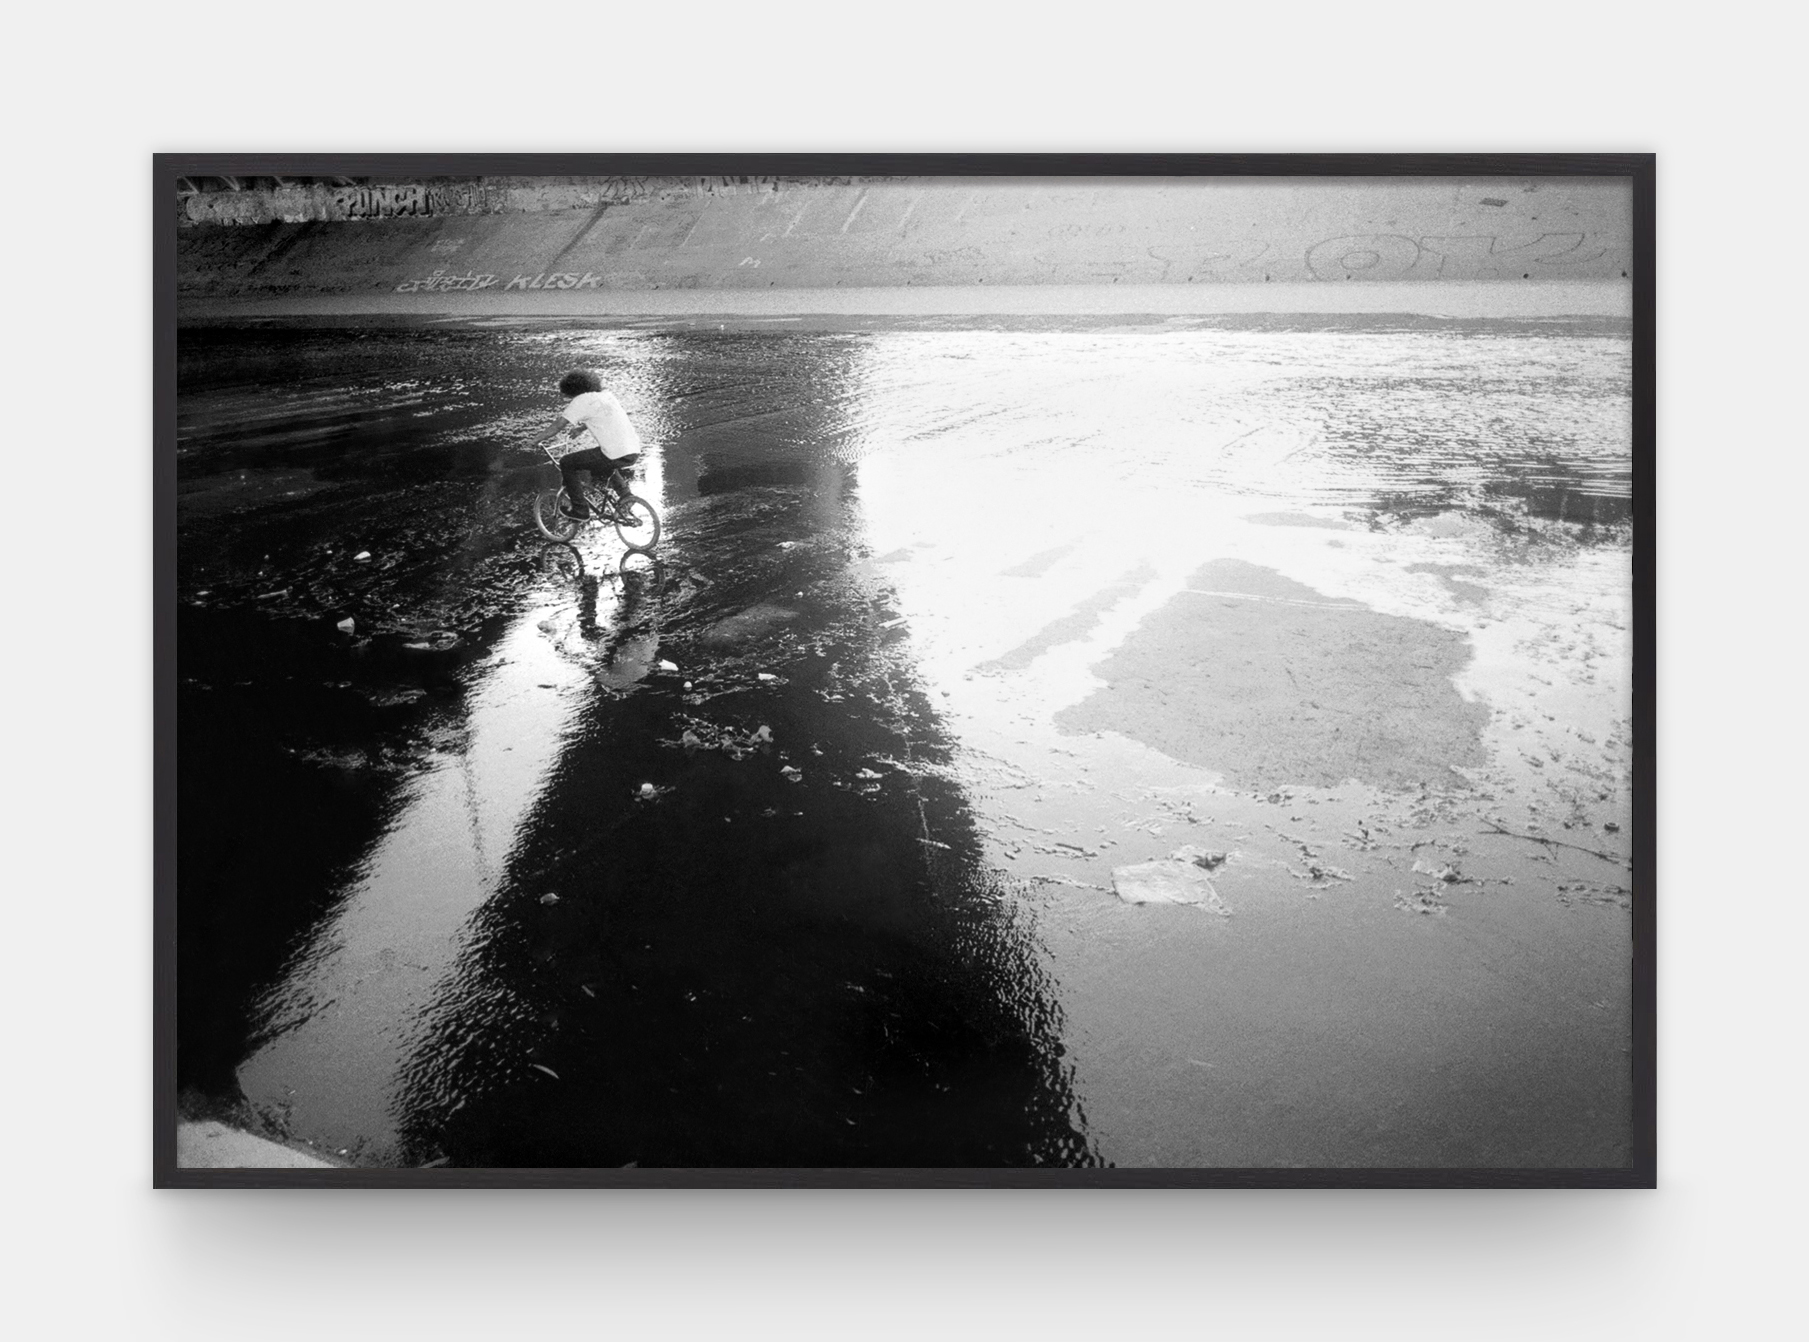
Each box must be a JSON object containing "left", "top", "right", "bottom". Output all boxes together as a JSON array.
[{"left": 176, "top": 311, "right": 1633, "bottom": 1168}]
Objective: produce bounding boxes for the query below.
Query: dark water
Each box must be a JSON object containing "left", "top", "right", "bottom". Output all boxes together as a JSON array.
[{"left": 176, "top": 316, "right": 1632, "bottom": 1167}]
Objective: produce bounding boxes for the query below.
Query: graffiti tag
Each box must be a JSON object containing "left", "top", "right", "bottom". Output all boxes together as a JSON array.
[
  {"left": 503, "top": 272, "right": 607, "bottom": 290},
  {"left": 394, "top": 269, "right": 499, "bottom": 293},
  {"left": 1305, "top": 233, "right": 1608, "bottom": 281},
  {"left": 393, "top": 270, "right": 614, "bottom": 293},
  {"left": 336, "top": 183, "right": 466, "bottom": 220}
]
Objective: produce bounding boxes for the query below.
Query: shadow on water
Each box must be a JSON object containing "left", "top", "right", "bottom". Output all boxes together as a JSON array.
[
  {"left": 386, "top": 340, "right": 1089, "bottom": 1166},
  {"left": 185, "top": 324, "right": 1092, "bottom": 1166},
  {"left": 393, "top": 502, "right": 1091, "bottom": 1167}
]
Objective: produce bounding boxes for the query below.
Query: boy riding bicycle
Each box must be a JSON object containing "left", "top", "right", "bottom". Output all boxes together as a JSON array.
[{"left": 533, "top": 369, "right": 644, "bottom": 520}]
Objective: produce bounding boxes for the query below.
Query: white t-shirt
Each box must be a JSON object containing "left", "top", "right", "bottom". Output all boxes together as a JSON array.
[{"left": 558, "top": 390, "right": 644, "bottom": 461}]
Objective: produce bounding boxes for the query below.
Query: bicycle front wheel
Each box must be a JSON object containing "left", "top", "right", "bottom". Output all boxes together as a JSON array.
[
  {"left": 534, "top": 488, "right": 581, "bottom": 542},
  {"left": 613, "top": 492, "right": 662, "bottom": 554}
]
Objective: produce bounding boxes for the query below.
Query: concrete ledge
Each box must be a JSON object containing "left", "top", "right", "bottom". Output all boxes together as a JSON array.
[
  {"left": 176, "top": 1120, "right": 340, "bottom": 1169},
  {"left": 179, "top": 280, "right": 1632, "bottom": 323}
]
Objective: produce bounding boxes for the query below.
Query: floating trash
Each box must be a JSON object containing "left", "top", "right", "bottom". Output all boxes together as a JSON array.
[
  {"left": 757, "top": 672, "right": 778, "bottom": 682},
  {"left": 659, "top": 659, "right": 679, "bottom": 672},
  {"left": 539, "top": 892, "right": 561, "bottom": 906},
  {"left": 354, "top": 551, "right": 372, "bottom": 562},
  {"left": 402, "top": 630, "right": 461, "bottom": 653},
  {"left": 639, "top": 782, "right": 657, "bottom": 798},
  {"left": 1394, "top": 890, "right": 1448, "bottom": 917},
  {"left": 1411, "top": 859, "right": 1466, "bottom": 884},
  {"left": 1110, "top": 846, "right": 1231, "bottom": 913},
  {"left": 336, "top": 617, "right": 355, "bottom": 634}
]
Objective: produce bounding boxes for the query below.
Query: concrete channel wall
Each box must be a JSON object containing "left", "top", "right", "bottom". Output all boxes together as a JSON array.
[{"left": 176, "top": 175, "right": 1632, "bottom": 307}]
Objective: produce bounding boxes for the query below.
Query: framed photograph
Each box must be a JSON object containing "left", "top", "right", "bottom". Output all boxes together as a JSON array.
[{"left": 156, "top": 154, "right": 1652, "bottom": 1187}]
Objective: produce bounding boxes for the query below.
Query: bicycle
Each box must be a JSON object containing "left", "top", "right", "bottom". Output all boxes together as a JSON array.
[{"left": 531, "top": 450, "right": 662, "bottom": 553}]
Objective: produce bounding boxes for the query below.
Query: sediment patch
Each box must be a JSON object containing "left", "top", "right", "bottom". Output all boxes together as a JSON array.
[{"left": 1056, "top": 558, "right": 1487, "bottom": 791}]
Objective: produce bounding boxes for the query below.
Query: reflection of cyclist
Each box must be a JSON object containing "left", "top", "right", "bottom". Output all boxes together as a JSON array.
[
  {"left": 533, "top": 369, "right": 644, "bottom": 520},
  {"left": 575, "top": 574, "right": 602, "bottom": 640}
]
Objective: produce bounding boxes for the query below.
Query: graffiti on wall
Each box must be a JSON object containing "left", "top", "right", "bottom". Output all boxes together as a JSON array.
[
  {"left": 393, "top": 269, "right": 499, "bottom": 293},
  {"left": 393, "top": 269, "right": 615, "bottom": 293},
  {"left": 504, "top": 272, "right": 607, "bottom": 290},
  {"left": 182, "top": 176, "right": 851, "bottom": 226},
  {"left": 334, "top": 183, "right": 467, "bottom": 220},
  {"left": 1304, "top": 232, "right": 1610, "bottom": 281}
]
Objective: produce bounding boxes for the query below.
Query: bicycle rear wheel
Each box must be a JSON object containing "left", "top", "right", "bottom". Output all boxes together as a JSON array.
[
  {"left": 533, "top": 487, "right": 581, "bottom": 541},
  {"left": 612, "top": 492, "right": 662, "bottom": 554}
]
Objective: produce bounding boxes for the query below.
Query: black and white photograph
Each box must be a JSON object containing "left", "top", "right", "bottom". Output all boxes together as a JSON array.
[{"left": 159, "top": 157, "right": 1649, "bottom": 1182}]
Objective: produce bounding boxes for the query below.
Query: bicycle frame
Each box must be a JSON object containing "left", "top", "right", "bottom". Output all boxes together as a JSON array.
[{"left": 542, "top": 445, "right": 631, "bottom": 510}]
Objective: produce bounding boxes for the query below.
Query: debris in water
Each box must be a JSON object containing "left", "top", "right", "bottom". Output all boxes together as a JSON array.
[
  {"left": 1557, "top": 882, "right": 1632, "bottom": 910},
  {"left": 681, "top": 730, "right": 704, "bottom": 749},
  {"left": 757, "top": 672, "right": 778, "bottom": 682},
  {"left": 402, "top": 630, "right": 460, "bottom": 652},
  {"left": 1030, "top": 873, "right": 1110, "bottom": 892},
  {"left": 530, "top": 1063, "right": 560, "bottom": 1080},
  {"left": 1111, "top": 846, "right": 1231, "bottom": 913},
  {"left": 354, "top": 551, "right": 372, "bottom": 561},
  {"left": 659, "top": 659, "right": 679, "bottom": 672},
  {"left": 336, "top": 617, "right": 355, "bottom": 634},
  {"left": 1295, "top": 861, "right": 1354, "bottom": 884},
  {"left": 683, "top": 681, "right": 693, "bottom": 690},
  {"left": 580, "top": 984, "right": 596, "bottom": 998},
  {"left": 1411, "top": 859, "right": 1468, "bottom": 884},
  {"left": 751, "top": 725, "right": 773, "bottom": 744},
  {"left": 780, "top": 766, "right": 803, "bottom": 783},
  {"left": 1394, "top": 890, "right": 1448, "bottom": 916},
  {"left": 1481, "top": 820, "right": 1628, "bottom": 867},
  {"left": 639, "top": 782, "right": 657, "bottom": 798},
  {"left": 539, "top": 892, "right": 561, "bottom": 906}
]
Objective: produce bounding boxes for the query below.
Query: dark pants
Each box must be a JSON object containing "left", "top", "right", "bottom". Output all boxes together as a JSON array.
[{"left": 559, "top": 449, "right": 639, "bottom": 517}]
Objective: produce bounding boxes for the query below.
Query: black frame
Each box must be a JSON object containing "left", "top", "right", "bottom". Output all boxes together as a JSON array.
[{"left": 154, "top": 152, "right": 1655, "bottom": 1189}]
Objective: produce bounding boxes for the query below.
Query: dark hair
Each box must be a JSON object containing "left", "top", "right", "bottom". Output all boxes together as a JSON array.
[{"left": 558, "top": 369, "right": 603, "bottom": 398}]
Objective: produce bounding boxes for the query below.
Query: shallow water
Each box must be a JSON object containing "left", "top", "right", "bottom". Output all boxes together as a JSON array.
[{"left": 177, "top": 315, "right": 1633, "bottom": 1167}]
